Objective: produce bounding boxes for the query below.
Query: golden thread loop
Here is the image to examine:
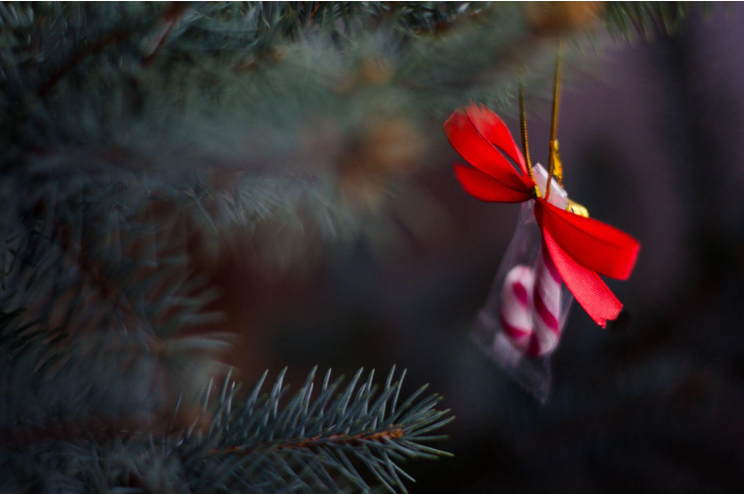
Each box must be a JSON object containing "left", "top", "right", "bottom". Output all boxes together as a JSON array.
[
  {"left": 551, "top": 139, "right": 563, "bottom": 187},
  {"left": 521, "top": 36, "right": 584, "bottom": 216},
  {"left": 545, "top": 37, "right": 563, "bottom": 201},
  {"left": 518, "top": 76, "right": 540, "bottom": 198}
]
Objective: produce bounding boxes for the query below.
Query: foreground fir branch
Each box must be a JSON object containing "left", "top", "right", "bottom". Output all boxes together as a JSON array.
[
  {"left": 1, "top": 360, "right": 451, "bottom": 494},
  {"left": 176, "top": 367, "right": 452, "bottom": 493}
]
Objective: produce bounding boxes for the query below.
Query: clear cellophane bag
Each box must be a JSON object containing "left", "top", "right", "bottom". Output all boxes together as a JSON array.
[{"left": 470, "top": 164, "right": 574, "bottom": 403}]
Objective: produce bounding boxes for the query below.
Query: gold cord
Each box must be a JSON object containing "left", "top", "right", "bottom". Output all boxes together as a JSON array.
[
  {"left": 545, "top": 37, "right": 563, "bottom": 201},
  {"left": 518, "top": 76, "right": 540, "bottom": 198}
]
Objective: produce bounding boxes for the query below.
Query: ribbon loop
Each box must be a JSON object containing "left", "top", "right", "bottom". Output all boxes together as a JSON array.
[
  {"left": 444, "top": 108, "right": 533, "bottom": 195},
  {"left": 454, "top": 164, "right": 533, "bottom": 203}
]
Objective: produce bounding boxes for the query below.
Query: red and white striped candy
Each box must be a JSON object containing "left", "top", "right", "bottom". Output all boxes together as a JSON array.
[
  {"left": 498, "top": 163, "right": 567, "bottom": 357},
  {"left": 498, "top": 265, "right": 535, "bottom": 355},
  {"left": 531, "top": 246, "right": 562, "bottom": 356},
  {"left": 499, "top": 249, "right": 563, "bottom": 358}
]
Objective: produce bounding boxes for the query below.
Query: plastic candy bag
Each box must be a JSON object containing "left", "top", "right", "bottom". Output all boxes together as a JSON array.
[{"left": 470, "top": 164, "right": 573, "bottom": 402}]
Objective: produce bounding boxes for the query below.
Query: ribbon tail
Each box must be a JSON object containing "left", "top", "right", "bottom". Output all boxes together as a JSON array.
[
  {"left": 543, "top": 228, "right": 622, "bottom": 328},
  {"left": 535, "top": 199, "right": 640, "bottom": 280}
]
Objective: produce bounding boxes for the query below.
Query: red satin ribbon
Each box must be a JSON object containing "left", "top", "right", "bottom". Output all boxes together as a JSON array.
[{"left": 444, "top": 103, "right": 640, "bottom": 327}]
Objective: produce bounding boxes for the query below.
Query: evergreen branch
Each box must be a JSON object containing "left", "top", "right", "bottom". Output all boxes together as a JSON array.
[
  {"left": 142, "top": 2, "right": 190, "bottom": 66},
  {"left": 603, "top": 1, "right": 693, "bottom": 40},
  {"left": 211, "top": 427, "right": 406, "bottom": 456},
  {"left": 0, "top": 358, "right": 451, "bottom": 493},
  {"left": 172, "top": 367, "right": 452, "bottom": 493}
]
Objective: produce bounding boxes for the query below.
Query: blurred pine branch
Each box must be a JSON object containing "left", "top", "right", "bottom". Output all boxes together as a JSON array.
[{"left": 603, "top": 1, "right": 693, "bottom": 40}]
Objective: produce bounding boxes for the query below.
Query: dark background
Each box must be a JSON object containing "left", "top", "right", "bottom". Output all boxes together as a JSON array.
[{"left": 208, "top": 8, "right": 744, "bottom": 493}]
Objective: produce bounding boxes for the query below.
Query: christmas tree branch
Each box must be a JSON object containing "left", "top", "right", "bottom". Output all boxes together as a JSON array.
[
  {"left": 0, "top": 330, "right": 452, "bottom": 494},
  {"left": 172, "top": 367, "right": 453, "bottom": 493}
]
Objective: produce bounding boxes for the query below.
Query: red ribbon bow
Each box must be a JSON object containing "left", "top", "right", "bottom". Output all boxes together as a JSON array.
[{"left": 444, "top": 103, "right": 640, "bottom": 328}]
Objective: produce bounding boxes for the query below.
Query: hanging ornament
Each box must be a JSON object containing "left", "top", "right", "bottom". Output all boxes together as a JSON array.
[{"left": 444, "top": 44, "right": 640, "bottom": 401}]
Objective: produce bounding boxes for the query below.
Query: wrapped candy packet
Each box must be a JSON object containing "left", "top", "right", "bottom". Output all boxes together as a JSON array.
[
  {"left": 470, "top": 164, "right": 573, "bottom": 402},
  {"left": 444, "top": 102, "right": 639, "bottom": 404}
]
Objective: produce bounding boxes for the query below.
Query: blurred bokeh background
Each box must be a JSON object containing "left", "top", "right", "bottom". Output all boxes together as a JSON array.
[
  {"left": 9, "top": 2, "right": 744, "bottom": 492},
  {"left": 203, "top": 6, "right": 744, "bottom": 493}
]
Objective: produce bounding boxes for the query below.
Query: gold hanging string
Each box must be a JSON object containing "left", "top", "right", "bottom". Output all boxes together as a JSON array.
[
  {"left": 545, "top": 37, "right": 563, "bottom": 202},
  {"left": 522, "top": 38, "right": 588, "bottom": 217},
  {"left": 518, "top": 73, "right": 540, "bottom": 198}
]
